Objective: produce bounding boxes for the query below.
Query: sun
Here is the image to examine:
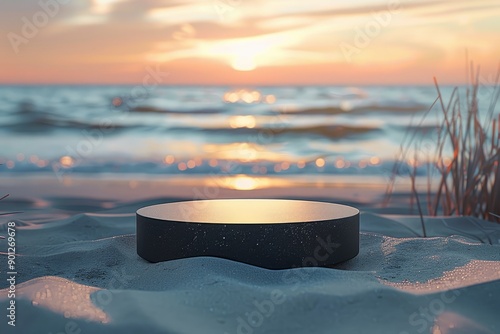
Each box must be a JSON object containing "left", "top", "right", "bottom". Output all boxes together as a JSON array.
[{"left": 231, "top": 55, "right": 257, "bottom": 71}]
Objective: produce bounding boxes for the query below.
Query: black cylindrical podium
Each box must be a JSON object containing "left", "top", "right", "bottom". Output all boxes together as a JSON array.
[{"left": 137, "top": 199, "right": 359, "bottom": 269}]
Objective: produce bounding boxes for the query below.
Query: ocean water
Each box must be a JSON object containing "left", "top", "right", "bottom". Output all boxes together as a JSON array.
[{"left": 0, "top": 84, "right": 493, "bottom": 183}]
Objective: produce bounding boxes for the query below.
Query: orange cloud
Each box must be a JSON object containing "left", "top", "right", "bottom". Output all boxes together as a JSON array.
[{"left": 1, "top": 0, "right": 499, "bottom": 84}]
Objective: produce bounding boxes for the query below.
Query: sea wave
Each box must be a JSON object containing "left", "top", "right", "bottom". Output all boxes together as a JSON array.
[
  {"left": 169, "top": 124, "right": 381, "bottom": 139},
  {"left": 128, "top": 101, "right": 427, "bottom": 116}
]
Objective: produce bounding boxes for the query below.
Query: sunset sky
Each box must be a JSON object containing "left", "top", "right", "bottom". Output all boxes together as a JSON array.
[{"left": 1, "top": 0, "right": 499, "bottom": 85}]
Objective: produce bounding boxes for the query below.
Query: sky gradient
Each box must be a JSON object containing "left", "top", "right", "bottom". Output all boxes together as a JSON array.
[{"left": 1, "top": 0, "right": 499, "bottom": 85}]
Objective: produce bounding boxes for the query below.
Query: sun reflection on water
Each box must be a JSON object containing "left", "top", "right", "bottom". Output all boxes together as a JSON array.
[
  {"left": 229, "top": 115, "right": 256, "bottom": 129},
  {"left": 223, "top": 89, "right": 275, "bottom": 104},
  {"left": 232, "top": 175, "right": 258, "bottom": 190},
  {"left": 204, "top": 175, "right": 296, "bottom": 190}
]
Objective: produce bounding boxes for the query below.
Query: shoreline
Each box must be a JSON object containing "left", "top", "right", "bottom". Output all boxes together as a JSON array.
[{"left": 0, "top": 174, "right": 415, "bottom": 215}]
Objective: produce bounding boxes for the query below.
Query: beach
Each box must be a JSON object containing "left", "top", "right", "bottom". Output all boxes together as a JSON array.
[
  {"left": 1, "top": 175, "right": 499, "bottom": 334},
  {"left": 1, "top": 83, "right": 499, "bottom": 334},
  {"left": 2, "top": 0, "right": 500, "bottom": 331}
]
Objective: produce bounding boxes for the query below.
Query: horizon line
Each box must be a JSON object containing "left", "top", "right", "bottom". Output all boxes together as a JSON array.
[{"left": 0, "top": 81, "right": 476, "bottom": 87}]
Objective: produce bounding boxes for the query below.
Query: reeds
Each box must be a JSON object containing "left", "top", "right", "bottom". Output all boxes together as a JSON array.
[
  {"left": 0, "top": 193, "right": 19, "bottom": 217},
  {"left": 385, "top": 64, "right": 500, "bottom": 224}
]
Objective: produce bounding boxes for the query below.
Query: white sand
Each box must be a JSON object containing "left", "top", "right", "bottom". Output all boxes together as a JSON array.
[{"left": 1, "top": 179, "right": 500, "bottom": 333}]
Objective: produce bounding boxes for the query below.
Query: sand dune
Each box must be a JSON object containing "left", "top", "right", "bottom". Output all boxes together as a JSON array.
[{"left": 1, "top": 199, "right": 499, "bottom": 334}]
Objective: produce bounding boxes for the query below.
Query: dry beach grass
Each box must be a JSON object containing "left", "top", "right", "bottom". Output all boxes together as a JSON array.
[{"left": 386, "top": 64, "right": 500, "bottom": 225}]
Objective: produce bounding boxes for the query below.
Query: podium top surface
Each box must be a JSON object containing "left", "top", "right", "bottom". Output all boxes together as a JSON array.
[{"left": 136, "top": 199, "right": 359, "bottom": 224}]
